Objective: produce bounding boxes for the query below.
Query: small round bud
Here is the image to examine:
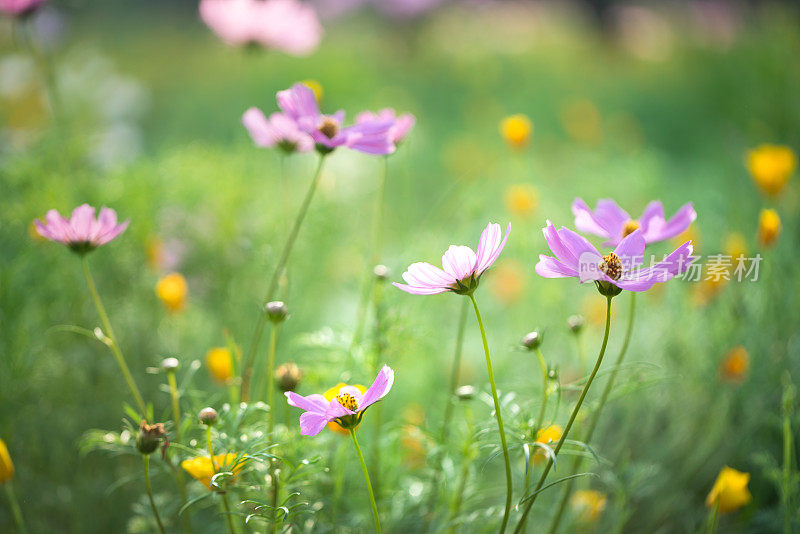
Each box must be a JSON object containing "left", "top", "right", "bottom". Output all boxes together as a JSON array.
[
  {"left": 162, "top": 357, "right": 179, "bottom": 372},
  {"left": 199, "top": 407, "right": 218, "bottom": 426},
  {"left": 521, "top": 330, "right": 543, "bottom": 350},
  {"left": 373, "top": 264, "right": 390, "bottom": 280},
  {"left": 276, "top": 361, "right": 303, "bottom": 392},
  {"left": 567, "top": 315, "right": 584, "bottom": 334},
  {"left": 455, "top": 385, "right": 475, "bottom": 400},
  {"left": 265, "top": 301, "right": 288, "bottom": 323},
  {"left": 136, "top": 420, "right": 167, "bottom": 455}
]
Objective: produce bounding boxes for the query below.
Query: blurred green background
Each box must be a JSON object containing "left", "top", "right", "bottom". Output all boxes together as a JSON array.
[{"left": 2, "top": 1, "right": 800, "bottom": 532}]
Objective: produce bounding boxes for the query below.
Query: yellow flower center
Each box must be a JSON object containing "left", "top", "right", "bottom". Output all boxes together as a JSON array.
[
  {"left": 319, "top": 118, "right": 339, "bottom": 139},
  {"left": 599, "top": 252, "right": 623, "bottom": 281},
  {"left": 336, "top": 392, "right": 359, "bottom": 412},
  {"left": 622, "top": 219, "right": 640, "bottom": 237}
]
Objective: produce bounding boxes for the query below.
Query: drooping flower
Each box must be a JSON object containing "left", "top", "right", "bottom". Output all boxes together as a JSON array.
[
  {"left": 535, "top": 221, "right": 694, "bottom": 295},
  {"left": 533, "top": 425, "right": 563, "bottom": 462},
  {"left": 0, "top": 0, "right": 47, "bottom": 17},
  {"left": 34, "top": 204, "right": 129, "bottom": 254},
  {"left": 276, "top": 83, "right": 396, "bottom": 155},
  {"left": 242, "top": 109, "right": 314, "bottom": 153},
  {"left": 181, "top": 453, "right": 243, "bottom": 490},
  {"left": 285, "top": 365, "right": 394, "bottom": 436},
  {"left": 206, "top": 347, "right": 234, "bottom": 383},
  {"left": 393, "top": 222, "right": 511, "bottom": 295},
  {"left": 572, "top": 198, "right": 696, "bottom": 246},
  {"left": 499, "top": 114, "right": 532, "bottom": 149},
  {"left": 706, "top": 466, "right": 751, "bottom": 513},
  {"left": 155, "top": 273, "right": 188, "bottom": 312},
  {"left": 355, "top": 108, "right": 416, "bottom": 145},
  {"left": 758, "top": 208, "right": 781, "bottom": 247},
  {"left": 719, "top": 346, "right": 748, "bottom": 383},
  {"left": 570, "top": 490, "right": 607, "bottom": 522},
  {"left": 199, "top": 0, "right": 322, "bottom": 56},
  {"left": 0, "top": 438, "right": 14, "bottom": 483},
  {"left": 747, "top": 144, "right": 796, "bottom": 196},
  {"left": 505, "top": 184, "right": 538, "bottom": 216}
]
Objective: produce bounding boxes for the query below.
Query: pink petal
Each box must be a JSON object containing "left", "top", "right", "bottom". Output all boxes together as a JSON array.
[
  {"left": 359, "top": 365, "right": 394, "bottom": 409},
  {"left": 285, "top": 392, "right": 328, "bottom": 414},
  {"left": 298, "top": 411, "right": 329, "bottom": 436},
  {"left": 534, "top": 255, "right": 578, "bottom": 278},
  {"left": 612, "top": 229, "right": 645, "bottom": 270},
  {"left": 441, "top": 245, "right": 477, "bottom": 280}
]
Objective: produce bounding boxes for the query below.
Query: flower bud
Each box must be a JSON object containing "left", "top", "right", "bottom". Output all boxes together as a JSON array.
[
  {"left": 567, "top": 315, "right": 584, "bottom": 334},
  {"left": 373, "top": 264, "right": 390, "bottom": 281},
  {"left": 162, "top": 357, "right": 180, "bottom": 372},
  {"left": 136, "top": 420, "right": 167, "bottom": 455},
  {"left": 521, "top": 330, "right": 543, "bottom": 350},
  {"left": 265, "top": 301, "right": 288, "bottom": 323},
  {"left": 276, "top": 361, "right": 303, "bottom": 392},
  {"left": 455, "top": 385, "right": 475, "bottom": 401},
  {"left": 199, "top": 407, "right": 218, "bottom": 426}
]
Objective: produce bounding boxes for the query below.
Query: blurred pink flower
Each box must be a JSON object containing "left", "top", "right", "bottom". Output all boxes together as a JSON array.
[
  {"left": 356, "top": 108, "right": 415, "bottom": 145},
  {"left": 276, "top": 83, "right": 396, "bottom": 155},
  {"left": 199, "top": 0, "right": 322, "bottom": 56},
  {"left": 0, "top": 0, "right": 47, "bottom": 16},
  {"left": 34, "top": 204, "right": 129, "bottom": 254},
  {"left": 242, "top": 108, "right": 314, "bottom": 153},
  {"left": 394, "top": 222, "right": 510, "bottom": 295}
]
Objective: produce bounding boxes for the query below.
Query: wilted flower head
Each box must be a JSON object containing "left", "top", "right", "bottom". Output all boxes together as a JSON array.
[
  {"left": 0, "top": 438, "right": 14, "bottom": 483},
  {"left": 161, "top": 357, "right": 180, "bottom": 372},
  {"left": 242, "top": 109, "right": 314, "bottom": 153},
  {"left": 567, "top": 314, "right": 585, "bottom": 334},
  {"left": 34, "top": 204, "right": 129, "bottom": 254},
  {"left": 572, "top": 198, "right": 696, "bottom": 246},
  {"left": 136, "top": 420, "right": 167, "bottom": 455},
  {"left": 0, "top": 0, "right": 47, "bottom": 16},
  {"left": 276, "top": 361, "right": 303, "bottom": 392},
  {"left": 285, "top": 365, "right": 394, "bottom": 436},
  {"left": 747, "top": 144, "right": 796, "bottom": 196},
  {"left": 394, "top": 222, "right": 511, "bottom": 296},
  {"left": 182, "top": 453, "right": 243, "bottom": 490},
  {"left": 570, "top": 490, "right": 607, "bottom": 522},
  {"left": 356, "top": 108, "right": 415, "bottom": 145},
  {"left": 206, "top": 347, "right": 234, "bottom": 383},
  {"left": 500, "top": 114, "right": 532, "bottom": 149},
  {"left": 155, "top": 273, "right": 188, "bottom": 312},
  {"left": 535, "top": 221, "right": 694, "bottom": 295},
  {"left": 706, "top": 466, "right": 751, "bottom": 513},
  {"left": 719, "top": 346, "right": 748, "bottom": 383},
  {"left": 265, "top": 300, "right": 288, "bottom": 323},
  {"left": 521, "top": 330, "right": 543, "bottom": 350},
  {"left": 455, "top": 385, "right": 475, "bottom": 400},
  {"left": 199, "top": 407, "right": 218, "bottom": 426},
  {"left": 276, "top": 83, "right": 396, "bottom": 155},
  {"left": 758, "top": 208, "right": 781, "bottom": 247},
  {"left": 199, "top": 0, "right": 322, "bottom": 56}
]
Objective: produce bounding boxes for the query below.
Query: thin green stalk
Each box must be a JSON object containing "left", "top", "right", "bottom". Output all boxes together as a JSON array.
[
  {"left": 266, "top": 323, "right": 279, "bottom": 534},
  {"left": 781, "top": 374, "right": 795, "bottom": 534},
  {"left": 81, "top": 256, "right": 146, "bottom": 415},
  {"left": 167, "top": 370, "right": 193, "bottom": 534},
  {"left": 4, "top": 482, "right": 27, "bottom": 534},
  {"left": 143, "top": 455, "right": 166, "bottom": 534},
  {"left": 350, "top": 430, "right": 381, "bottom": 534},
  {"left": 448, "top": 404, "right": 475, "bottom": 534},
  {"left": 441, "top": 299, "right": 469, "bottom": 442},
  {"left": 352, "top": 155, "right": 389, "bottom": 350},
  {"left": 370, "top": 276, "right": 388, "bottom": 499},
  {"left": 706, "top": 500, "right": 720, "bottom": 534},
  {"left": 547, "top": 292, "right": 635, "bottom": 534},
  {"left": 514, "top": 295, "right": 613, "bottom": 534},
  {"left": 206, "top": 427, "right": 237, "bottom": 534},
  {"left": 221, "top": 492, "right": 237, "bottom": 534},
  {"left": 519, "top": 347, "right": 550, "bottom": 533},
  {"left": 467, "top": 293, "right": 512, "bottom": 534},
  {"left": 241, "top": 155, "right": 326, "bottom": 400}
]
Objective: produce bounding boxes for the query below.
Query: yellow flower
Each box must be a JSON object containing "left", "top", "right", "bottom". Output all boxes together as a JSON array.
[
  {"left": 758, "top": 208, "right": 781, "bottom": 247},
  {"left": 534, "top": 425, "right": 563, "bottom": 463},
  {"left": 0, "top": 438, "right": 14, "bottom": 483},
  {"left": 505, "top": 184, "right": 538, "bottom": 217},
  {"left": 181, "top": 453, "right": 242, "bottom": 490},
  {"left": 155, "top": 273, "right": 188, "bottom": 312},
  {"left": 301, "top": 79, "right": 324, "bottom": 102},
  {"left": 206, "top": 347, "right": 234, "bottom": 383},
  {"left": 719, "top": 346, "right": 748, "bottom": 384},
  {"left": 706, "top": 466, "right": 751, "bottom": 513},
  {"left": 499, "top": 114, "right": 532, "bottom": 149},
  {"left": 724, "top": 232, "right": 748, "bottom": 262},
  {"left": 570, "top": 489, "right": 607, "bottom": 522},
  {"left": 323, "top": 383, "right": 367, "bottom": 435},
  {"left": 560, "top": 99, "right": 602, "bottom": 145},
  {"left": 747, "top": 144, "right": 797, "bottom": 196}
]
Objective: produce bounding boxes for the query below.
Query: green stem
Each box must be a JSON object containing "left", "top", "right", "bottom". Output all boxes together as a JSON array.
[
  {"left": 221, "top": 492, "right": 237, "bottom": 534},
  {"left": 167, "top": 370, "right": 193, "bottom": 534},
  {"left": 206, "top": 427, "right": 237, "bottom": 534},
  {"left": 782, "top": 376, "right": 795, "bottom": 534},
  {"left": 514, "top": 295, "right": 613, "bottom": 534},
  {"left": 143, "top": 455, "right": 166, "bottom": 534},
  {"left": 441, "top": 299, "right": 469, "bottom": 442},
  {"left": 468, "top": 293, "right": 512, "bottom": 534},
  {"left": 350, "top": 430, "right": 381, "bottom": 534},
  {"left": 4, "top": 482, "right": 27, "bottom": 534},
  {"left": 241, "top": 155, "right": 326, "bottom": 400},
  {"left": 547, "top": 292, "right": 635, "bottom": 534},
  {"left": 266, "top": 323, "right": 279, "bottom": 534},
  {"left": 534, "top": 348, "right": 549, "bottom": 430},
  {"left": 81, "top": 256, "right": 147, "bottom": 415},
  {"left": 352, "top": 155, "right": 389, "bottom": 350},
  {"left": 707, "top": 500, "right": 720, "bottom": 534},
  {"left": 448, "top": 404, "right": 474, "bottom": 534}
]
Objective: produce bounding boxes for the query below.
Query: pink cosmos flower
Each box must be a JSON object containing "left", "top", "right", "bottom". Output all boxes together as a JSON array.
[
  {"left": 535, "top": 220, "right": 693, "bottom": 293},
  {"left": 286, "top": 365, "right": 394, "bottom": 436},
  {"left": 0, "top": 0, "right": 47, "bottom": 16},
  {"left": 572, "top": 198, "right": 696, "bottom": 247},
  {"left": 356, "top": 108, "right": 415, "bottom": 145},
  {"left": 199, "top": 0, "right": 322, "bottom": 56},
  {"left": 34, "top": 204, "right": 129, "bottom": 254},
  {"left": 394, "top": 222, "right": 511, "bottom": 295},
  {"left": 241, "top": 108, "right": 314, "bottom": 153},
  {"left": 276, "top": 83, "right": 396, "bottom": 155}
]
